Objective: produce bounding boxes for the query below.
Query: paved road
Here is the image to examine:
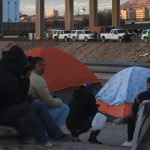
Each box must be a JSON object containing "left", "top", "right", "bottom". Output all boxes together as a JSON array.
[{"left": 0, "top": 123, "right": 130, "bottom": 150}]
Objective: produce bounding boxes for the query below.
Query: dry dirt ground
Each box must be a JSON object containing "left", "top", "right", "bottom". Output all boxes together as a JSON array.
[
  {"left": 0, "top": 40, "right": 149, "bottom": 62},
  {"left": 0, "top": 40, "right": 149, "bottom": 149}
]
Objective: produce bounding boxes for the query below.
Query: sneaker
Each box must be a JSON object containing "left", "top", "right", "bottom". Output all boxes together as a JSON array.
[
  {"left": 34, "top": 141, "right": 53, "bottom": 148},
  {"left": 45, "top": 141, "right": 53, "bottom": 147},
  {"left": 21, "top": 137, "right": 35, "bottom": 144},
  {"left": 121, "top": 141, "right": 132, "bottom": 147}
]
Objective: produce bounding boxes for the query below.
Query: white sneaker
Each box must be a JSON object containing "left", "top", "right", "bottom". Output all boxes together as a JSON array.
[
  {"left": 34, "top": 141, "right": 53, "bottom": 149},
  {"left": 121, "top": 141, "right": 132, "bottom": 147},
  {"left": 45, "top": 141, "right": 53, "bottom": 147}
]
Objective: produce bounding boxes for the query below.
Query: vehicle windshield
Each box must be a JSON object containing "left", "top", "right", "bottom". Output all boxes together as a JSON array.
[
  {"left": 84, "top": 31, "right": 92, "bottom": 34},
  {"left": 117, "top": 29, "right": 126, "bottom": 33},
  {"left": 71, "top": 31, "right": 76, "bottom": 34},
  {"left": 53, "top": 31, "right": 58, "bottom": 34},
  {"left": 64, "top": 30, "right": 71, "bottom": 34},
  {"left": 142, "top": 30, "right": 147, "bottom": 34}
]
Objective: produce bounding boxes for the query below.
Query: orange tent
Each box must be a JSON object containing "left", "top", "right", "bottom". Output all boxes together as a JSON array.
[
  {"left": 96, "top": 101, "right": 132, "bottom": 118},
  {"left": 26, "top": 47, "right": 100, "bottom": 91}
]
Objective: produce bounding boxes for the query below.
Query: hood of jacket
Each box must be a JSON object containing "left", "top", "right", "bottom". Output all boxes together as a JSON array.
[{"left": 1, "top": 46, "right": 28, "bottom": 78}]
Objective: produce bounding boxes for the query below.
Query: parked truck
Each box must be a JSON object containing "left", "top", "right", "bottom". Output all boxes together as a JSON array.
[
  {"left": 141, "top": 29, "right": 150, "bottom": 43},
  {"left": 71, "top": 30, "right": 94, "bottom": 42},
  {"left": 52, "top": 30, "right": 71, "bottom": 42},
  {"left": 100, "top": 29, "right": 131, "bottom": 43}
]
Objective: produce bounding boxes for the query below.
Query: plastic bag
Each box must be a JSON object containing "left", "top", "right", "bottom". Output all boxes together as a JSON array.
[{"left": 92, "top": 112, "right": 107, "bottom": 131}]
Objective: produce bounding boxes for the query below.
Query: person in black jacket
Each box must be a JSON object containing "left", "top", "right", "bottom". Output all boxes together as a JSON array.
[
  {"left": 115, "top": 77, "right": 150, "bottom": 147},
  {"left": 66, "top": 84, "right": 103, "bottom": 144},
  {"left": 0, "top": 46, "right": 53, "bottom": 146}
]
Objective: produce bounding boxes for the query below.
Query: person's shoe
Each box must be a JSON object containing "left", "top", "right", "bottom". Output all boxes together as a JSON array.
[
  {"left": 55, "top": 134, "right": 77, "bottom": 142},
  {"left": 88, "top": 130, "right": 102, "bottom": 144},
  {"left": 45, "top": 141, "right": 53, "bottom": 147},
  {"left": 121, "top": 141, "right": 132, "bottom": 147},
  {"left": 34, "top": 141, "right": 53, "bottom": 148},
  {"left": 88, "top": 138, "right": 102, "bottom": 144},
  {"left": 21, "top": 137, "right": 35, "bottom": 144}
]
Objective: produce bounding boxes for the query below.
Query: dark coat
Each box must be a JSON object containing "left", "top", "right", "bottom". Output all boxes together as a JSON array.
[
  {"left": 66, "top": 87, "right": 97, "bottom": 130},
  {"left": 0, "top": 47, "right": 29, "bottom": 106},
  {"left": 132, "top": 89, "right": 150, "bottom": 115}
]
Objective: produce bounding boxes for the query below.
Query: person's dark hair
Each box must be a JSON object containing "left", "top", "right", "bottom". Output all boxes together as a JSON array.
[
  {"left": 1, "top": 45, "right": 28, "bottom": 77},
  {"left": 2, "top": 45, "right": 27, "bottom": 65},
  {"left": 28, "top": 56, "right": 44, "bottom": 69},
  {"left": 147, "top": 77, "right": 150, "bottom": 83}
]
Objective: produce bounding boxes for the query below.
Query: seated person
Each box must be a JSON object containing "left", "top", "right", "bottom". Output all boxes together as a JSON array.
[
  {"left": 15, "top": 56, "right": 71, "bottom": 142},
  {"left": 115, "top": 77, "right": 150, "bottom": 147},
  {"left": 0, "top": 46, "right": 53, "bottom": 146},
  {"left": 28, "top": 57, "right": 69, "bottom": 128},
  {"left": 66, "top": 84, "right": 107, "bottom": 144}
]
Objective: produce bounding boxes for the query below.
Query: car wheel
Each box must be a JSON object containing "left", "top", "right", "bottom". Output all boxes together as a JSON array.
[
  {"left": 144, "top": 38, "right": 148, "bottom": 43},
  {"left": 119, "top": 37, "right": 123, "bottom": 43},
  {"left": 84, "top": 37, "right": 88, "bottom": 42},
  {"left": 101, "top": 37, "right": 105, "bottom": 43},
  {"left": 72, "top": 37, "right": 76, "bottom": 42},
  {"left": 64, "top": 37, "right": 68, "bottom": 42}
]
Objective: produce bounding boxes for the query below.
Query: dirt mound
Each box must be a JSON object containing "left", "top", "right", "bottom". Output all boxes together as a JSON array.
[{"left": 0, "top": 41, "right": 150, "bottom": 63}]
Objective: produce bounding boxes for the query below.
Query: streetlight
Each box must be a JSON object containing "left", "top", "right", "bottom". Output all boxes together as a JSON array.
[
  {"left": 80, "top": 7, "right": 86, "bottom": 27},
  {"left": 80, "top": 7, "right": 86, "bottom": 16},
  {"left": 75, "top": 8, "right": 80, "bottom": 29}
]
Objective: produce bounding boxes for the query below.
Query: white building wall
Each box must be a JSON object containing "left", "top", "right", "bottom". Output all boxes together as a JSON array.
[{"left": 3, "top": 0, "right": 20, "bottom": 22}]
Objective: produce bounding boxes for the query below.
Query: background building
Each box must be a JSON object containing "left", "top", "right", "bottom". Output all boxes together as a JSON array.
[
  {"left": 121, "top": 9, "right": 136, "bottom": 20},
  {"left": 3, "top": 0, "right": 20, "bottom": 22},
  {"left": 121, "top": 9, "right": 128, "bottom": 20},
  {"left": 46, "top": 9, "right": 59, "bottom": 18},
  {"left": 136, "top": 7, "right": 149, "bottom": 20}
]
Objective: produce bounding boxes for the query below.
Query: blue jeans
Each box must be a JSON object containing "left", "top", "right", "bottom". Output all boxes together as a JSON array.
[
  {"left": 0, "top": 102, "right": 49, "bottom": 143},
  {"left": 31, "top": 100, "right": 64, "bottom": 139},
  {"left": 48, "top": 104, "right": 69, "bottom": 127}
]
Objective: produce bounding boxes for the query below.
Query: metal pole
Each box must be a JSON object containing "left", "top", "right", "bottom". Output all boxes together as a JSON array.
[
  {"left": 35, "top": 0, "right": 45, "bottom": 40},
  {"left": 0, "top": 0, "right": 3, "bottom": 38}
]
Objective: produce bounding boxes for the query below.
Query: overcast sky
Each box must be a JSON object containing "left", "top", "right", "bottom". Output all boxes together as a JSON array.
[{"left": 20, "top": 0, "right": 128, "bottom": 15}]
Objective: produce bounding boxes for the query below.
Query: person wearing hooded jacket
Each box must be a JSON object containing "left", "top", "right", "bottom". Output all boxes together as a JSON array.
[
  {"left": 0, "top": 46, "right": 54, "bottom": 146},
  {"left": 66, "top": 84, "right": 107, "bottom": 144}
]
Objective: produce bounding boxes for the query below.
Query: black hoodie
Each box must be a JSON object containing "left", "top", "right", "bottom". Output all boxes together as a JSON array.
[
  {"left": 0, "top": 46, "right": 29, "bottom": 106},
  {"left": 66, "top": 87, "right": 97, "bottom": 130}
]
